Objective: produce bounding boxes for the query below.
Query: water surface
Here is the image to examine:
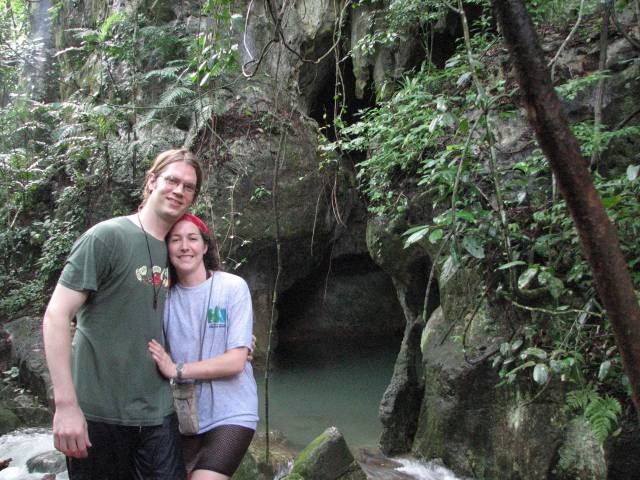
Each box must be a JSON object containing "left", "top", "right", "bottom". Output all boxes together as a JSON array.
[{"left": 255, "top": 337, "right": 401, "bottom": 450}]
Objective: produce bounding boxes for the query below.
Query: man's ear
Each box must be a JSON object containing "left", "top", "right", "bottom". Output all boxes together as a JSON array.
[{"left": 147, "top": 173, "right": 157, "bottom": 193}]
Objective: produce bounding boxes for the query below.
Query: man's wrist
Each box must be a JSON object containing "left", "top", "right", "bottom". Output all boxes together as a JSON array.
[{"left": 54, "top": 396, "right": 80, "bottom": 409}]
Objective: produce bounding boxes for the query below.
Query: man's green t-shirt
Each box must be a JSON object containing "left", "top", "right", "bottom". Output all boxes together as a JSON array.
[{"left": 58, "top": 216, "right": 173, "bottom": 426}]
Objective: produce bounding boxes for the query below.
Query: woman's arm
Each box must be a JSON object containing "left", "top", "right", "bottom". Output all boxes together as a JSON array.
[{"left": 148, "top": 339, "right": 248, "bottom": 381}]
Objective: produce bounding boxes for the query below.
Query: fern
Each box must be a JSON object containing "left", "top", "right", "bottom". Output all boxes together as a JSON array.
[
  {"left": 99, "top": 11, "right": 126, "bottom": 41},
  {"left": 566, "top": 388, "right": 595, "bottom": 411},
  {"left": 159, "top": 85, "right": 195, "bottom": 106},
  {"left": 566, "top": 388, "right": 621, "bottom": 444},
  {"left": 68, "top": 27, "right": 100, "bottom": 43},
  {"left": 143, "top": 66, "right": 181, "bottom": 82},
  {"left": 138, "top": 85, "right": 196, "bottom": 129},
  {"left": 584, "top": 395, "right": 621, "bottom": 443}
]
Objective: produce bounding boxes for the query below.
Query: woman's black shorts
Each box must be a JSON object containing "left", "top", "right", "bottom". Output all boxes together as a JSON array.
[{"left": 182, "top": 424, "right": 255, "bottom": 477}]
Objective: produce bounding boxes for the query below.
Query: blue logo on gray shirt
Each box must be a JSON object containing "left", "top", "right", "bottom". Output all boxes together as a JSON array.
[{"left": 207, "top": 307, "right": 227, "bottom": 327}]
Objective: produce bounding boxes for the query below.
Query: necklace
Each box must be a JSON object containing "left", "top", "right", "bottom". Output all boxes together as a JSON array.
[{"left": 137, "top": 213, "right": 163, "bottom": 309}]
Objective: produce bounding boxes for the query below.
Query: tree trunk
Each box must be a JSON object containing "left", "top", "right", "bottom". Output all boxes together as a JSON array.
[{"left": 491, "top": 0, "right": 640, "bottom": 416}]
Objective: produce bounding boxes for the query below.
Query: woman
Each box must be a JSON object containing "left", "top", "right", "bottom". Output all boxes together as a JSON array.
[{"left": 148, "top": 213, "right": 258, "bottom": 480}]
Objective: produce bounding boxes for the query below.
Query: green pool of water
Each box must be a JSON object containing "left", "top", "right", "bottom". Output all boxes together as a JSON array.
[{"left": 255, "top": 337, "right": 401, "bottom": 451}]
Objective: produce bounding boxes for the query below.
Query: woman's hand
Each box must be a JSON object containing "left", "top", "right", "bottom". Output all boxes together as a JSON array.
[{"left": 148, "top": 339, "right": 177, "bottom": 379}]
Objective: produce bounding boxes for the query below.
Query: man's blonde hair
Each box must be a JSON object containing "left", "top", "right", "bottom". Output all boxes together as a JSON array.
[{"left": 141, "top": 148, "right": 203, "bottom": 205}]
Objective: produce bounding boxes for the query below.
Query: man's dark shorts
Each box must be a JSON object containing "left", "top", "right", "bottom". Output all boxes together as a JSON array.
[{"left": 66, "top": 414, "right": 186, "bottom": 480}]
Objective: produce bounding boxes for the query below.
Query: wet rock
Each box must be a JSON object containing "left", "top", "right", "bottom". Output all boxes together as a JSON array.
[
  {"left": 0, "top": 406, "right": 20, "bottom": 435},
  {"left": 366, "top": 215, "right": 431, "bottom": 454},
  {"left": 413, "top": 302, "right": 567, "bottom": 480},
  {"left": 4, "top": 317, "right": 51, "bottom": 407},
  {"left": 232, "top": 431, "right": 294, "bottom": 480},
  {"left": 287, "top": 426, "right": 366, "bottom": 480},
  {"left": 27, "top": 450, "right": 66, "bottom": 474},
  {"left": 0, "top": 457, "right": 11, "bottom": 470},
  {"left": 552, "top": 417, "right": 606, "bottom": 480}
]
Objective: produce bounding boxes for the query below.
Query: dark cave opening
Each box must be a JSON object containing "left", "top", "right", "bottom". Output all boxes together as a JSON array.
[
  {"left": 307, "top": 56, "right": 377, "bottom": 142},
  {"left": 274, "top": 253, "right": 405, "bottom": 352}
]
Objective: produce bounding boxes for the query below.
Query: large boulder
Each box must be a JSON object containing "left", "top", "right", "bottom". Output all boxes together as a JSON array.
[
  {"left": 413, "top": 304, "right": 566, "bottom": 480},
  {"left": 286, "top": 427, "right": 366, "bottom": 480}
]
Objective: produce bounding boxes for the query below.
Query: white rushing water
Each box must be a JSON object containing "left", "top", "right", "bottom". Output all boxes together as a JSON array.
[
  {"left": 357, "top": 449, "right": 470, "bottom": 480},
  {"left": 394, "top": 457, "right": 471, "bottom": 480},
  {"left": 0, "top": 428, "right": 469, "bottom": 480},
  {"left": 0, "top": 428, "right": 68, "bottom": 479}
]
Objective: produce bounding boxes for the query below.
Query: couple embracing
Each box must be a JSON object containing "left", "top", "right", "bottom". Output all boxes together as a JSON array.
[{"left": 42, "top": 149, "right": 258, "bottom": 479}]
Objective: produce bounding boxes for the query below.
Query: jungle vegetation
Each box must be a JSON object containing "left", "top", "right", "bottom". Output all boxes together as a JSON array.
[{"left": 0, "top": 0, "right": 639, "bottom": 446}]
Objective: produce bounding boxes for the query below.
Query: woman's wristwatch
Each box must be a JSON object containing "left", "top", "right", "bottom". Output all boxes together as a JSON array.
[{"left": 175, "top": 362, "right": 185, "bottom": 381}]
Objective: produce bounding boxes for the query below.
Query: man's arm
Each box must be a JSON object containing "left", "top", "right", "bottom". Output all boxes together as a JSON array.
[{"left": 43, "top": 284, "right": 91, "bottom": 458}]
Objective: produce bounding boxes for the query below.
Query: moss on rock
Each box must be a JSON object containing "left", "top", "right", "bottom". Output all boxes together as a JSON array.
[{"left": 287, "top": 427, "right": 366, "bottom": 480}]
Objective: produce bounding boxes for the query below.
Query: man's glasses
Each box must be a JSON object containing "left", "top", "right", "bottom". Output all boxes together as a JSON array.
[{"left": 158, "top": 174, "right": 197, "bottom": 195}]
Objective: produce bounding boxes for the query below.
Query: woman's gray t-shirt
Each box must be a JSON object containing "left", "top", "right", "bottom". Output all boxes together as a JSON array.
[{"left": 164, "top": 271, "right": 258, "bottom": 433}]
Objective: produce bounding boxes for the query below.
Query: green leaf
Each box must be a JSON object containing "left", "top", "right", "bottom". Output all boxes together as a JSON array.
[
  {"left": 462, "top": 235, "right": 485, "bottom": 259},
  {"left": 403, "top": 226, "right": 429, "bottom": 248},
  {"left": 440, "top": 255, "right": 459, "bottom": 285},
  {"left": 517, "top": 191, "right": 527, "bottom": 204},
  {"left": 403, "top": 225, "right": 429, "bottom": 236},
  {"left": 601, "top": 195, "right": 622, "bottom": 209},
  {"left": 533, "top": 363, "right": 549, "bottom": 384},
  {"left": 598, "top": 360, "right": 611, "bottom": 381},
  {"left": 518, "top": 266, "right": 539, "bottom": 290},
  {"left": 550, "top": 359, "right": 563, "bottom": 373},
  {"left": 585, "top": 395, "right": 621, "bottom": 443},
  {"left": 199, "top": 71, "right": 211, "bottom": 87},
  {"left": 627, "top": 164, "right": 639, "bottom": 181},
  {"left": 510, "top": 338, "right": 523, "bottom": 352},
  {"left": 505, "top": 360, "right": 536, "bottom": 376},
  {"left": 521, "top": 347, "right": 547, "bottom": 360},
  {"left": 538, "top": 271, "right": 565, "bottom": 299},
  {"left": 497, "top": 260, "right": 526, "bottom": 270},
  {"left": 456, "top": 210, "right": 476, "bottom": 222},
  {"left": 429, "top": 228, "right": 444, "bottom": 244}
]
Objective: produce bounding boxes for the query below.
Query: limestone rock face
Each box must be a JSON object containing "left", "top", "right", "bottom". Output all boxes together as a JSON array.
[
  {"left": 414, "top": 306, "right": 567, "bottom": 480},
  {"left": 553, "top": 418, "right": 606, "bottom": 480},
  {"left": 287, "top": 426, "right": 366, "bottom": 480},
  {"left": 3, "top": 317, "right": 51, "bottom": 408},
  {"left": 370, "top": 18, "right": 640, "bottom": 477},
  {"left": 366, "top": 215, "right": 433, "bottom": 454}
]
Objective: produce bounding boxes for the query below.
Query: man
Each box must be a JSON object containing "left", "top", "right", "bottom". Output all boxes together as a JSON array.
[{"left": 43, "top": 148, "right": 202, "bottom": 479}]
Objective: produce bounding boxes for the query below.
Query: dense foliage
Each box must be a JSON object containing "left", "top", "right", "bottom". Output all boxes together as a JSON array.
[
  {"left": 0, "top": 0, "right": 243, "bottom": 315},
  {"left": 324, "top": 0, "right": 640, "bottom": 442},
  {"left": 0, "top": 0, "right": 638, "bottom": 449}
]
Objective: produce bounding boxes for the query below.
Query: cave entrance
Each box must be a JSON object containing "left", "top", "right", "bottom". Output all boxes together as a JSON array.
[{"left": 257, "top": 253, "right": 404, "bottom": 450}]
